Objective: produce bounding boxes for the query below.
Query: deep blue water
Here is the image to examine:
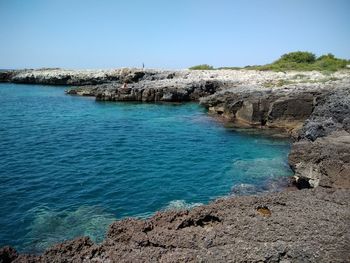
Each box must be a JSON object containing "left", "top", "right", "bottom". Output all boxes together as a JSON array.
[{"left": 0, "top": 83, "right": 293, "bottom": 252}]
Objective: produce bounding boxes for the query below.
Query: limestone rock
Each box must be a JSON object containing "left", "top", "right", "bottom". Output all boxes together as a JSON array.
[{"left": 289, "top": 131, "right": 350, "bottom": 188}]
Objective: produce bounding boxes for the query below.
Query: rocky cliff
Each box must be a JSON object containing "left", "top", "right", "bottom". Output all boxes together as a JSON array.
[{"left": 1, "top": 68, "right": 349, "bottom": 262}]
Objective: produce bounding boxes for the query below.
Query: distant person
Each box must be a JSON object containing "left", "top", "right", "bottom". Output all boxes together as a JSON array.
[
  {"left": 142, "top": 63, "right": 145, "bottom": 69},
  {"left": 122, "top": 82, "right": 128, "bottom": 89}
]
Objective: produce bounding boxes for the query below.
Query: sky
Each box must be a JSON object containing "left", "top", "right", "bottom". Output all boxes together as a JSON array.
[{"left": 0, "top": 0, "right": 349, "bottom": 69}]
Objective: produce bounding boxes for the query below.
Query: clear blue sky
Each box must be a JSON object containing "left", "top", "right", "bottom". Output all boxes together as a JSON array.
[{"left": 0, "top": 0, "right": 349, "bottom": 69}]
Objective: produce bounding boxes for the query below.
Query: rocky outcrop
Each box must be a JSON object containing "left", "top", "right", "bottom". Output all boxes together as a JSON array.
[
  {"left": 289, "top": 131, "right": 350, "bottom": 188},
  {"left": 0, "top": 68, "right": 177, "bottom": 86},
  {"left": 0, "top": 71, "right": 16, "bottom": 82},
  {"left": 298, "top": 87, "right": 350, "bottom": 140},
  {"left": 199, "top": 80, "right": 350, "bottom": 190},
  {"left": 68, "top": 79, "right": 223, "bottom": 102},
  {"left": 1, "top": 68, "right": 350, "bottom": 262},
  {"left": 288, "top": 87, "right": 350, "bottom": 189},
  {"left": 200, "top": 88, "right": 316, "bottom": 134}
]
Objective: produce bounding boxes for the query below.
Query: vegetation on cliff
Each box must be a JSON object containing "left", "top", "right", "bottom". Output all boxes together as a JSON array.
[
  {"left": 188, "top": 64, "right": 214, "bottom": 70},
  {"left": 189, "top": 51, "right": 349, "bottom": 72},
  {"left": 247, "top": 51, "right": 348, "bottom": 72}
]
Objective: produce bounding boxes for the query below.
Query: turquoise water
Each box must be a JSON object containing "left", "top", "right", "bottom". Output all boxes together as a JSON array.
[{"left": 0, "top": 83, "right": 293, "bottom": 253}]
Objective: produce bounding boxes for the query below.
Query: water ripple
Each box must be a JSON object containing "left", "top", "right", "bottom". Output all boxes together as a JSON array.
[{"left": 0, "top": 83, "right": 293, "bottom": 252}]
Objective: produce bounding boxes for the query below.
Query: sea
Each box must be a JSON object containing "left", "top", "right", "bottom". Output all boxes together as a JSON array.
[{"left": 0, "top": 83, "right": 293, "bottom": 252}]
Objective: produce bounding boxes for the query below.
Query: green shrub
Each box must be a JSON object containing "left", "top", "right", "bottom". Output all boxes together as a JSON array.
[
  {"left": 189, "top": 64, "right": 214, "bottom": 70},
  {"left": 317, "top": 53, "right": 335, "bottom": 60},
  {"left": 276, "top": 51, "right": 316, "bottom": 64},
  {"left": 247, "top": 51, "right": 348, "bottom": 72},
  {"left": 188, "top": 52, "right": 348, "bottom": 72},
  {"left": 314, "top": 53, "right": 347, "bottom": 71},
  {"left": 217, "top": 67, "right": 242, "bottom": 70}
]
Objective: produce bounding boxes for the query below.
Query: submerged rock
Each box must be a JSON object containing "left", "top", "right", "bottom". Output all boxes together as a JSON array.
[{"left": 231, "top": 183, "right": 258, "bottom": 195}]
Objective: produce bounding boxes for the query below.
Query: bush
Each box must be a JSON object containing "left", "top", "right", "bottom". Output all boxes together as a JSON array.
[
  {"left": 188, "top": 52, "right": 349, "bottom": 72},
  {"left": 247, "top": 51, "right": 348, "bottom": 72},
  {"left": 189, "top": 64, "right": 214, "bottom": 70},
  {"left": 217, "top": 67, "right": 242, "bottom": 70},
  {"left": 276, "top": 51, "right": 316, "bottom": 64},
  {"left": 317, "top": 53, "right": 335, "bottom": 60},
  {"left": 314, "top": 53, "right": 347, "bottom": 71}
]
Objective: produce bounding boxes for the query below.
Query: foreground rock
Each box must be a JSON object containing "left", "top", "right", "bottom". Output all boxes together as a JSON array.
[
  {"left": 4, "top": 189, "right": 350, "bottom": 262},
  {"left": 1, "top": 68, "right": 350, "bottom": 262}
]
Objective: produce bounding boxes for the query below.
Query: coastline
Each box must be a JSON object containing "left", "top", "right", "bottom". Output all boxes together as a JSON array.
[{"left": 0, "top": 68, "right": 349, "bottom": 262}]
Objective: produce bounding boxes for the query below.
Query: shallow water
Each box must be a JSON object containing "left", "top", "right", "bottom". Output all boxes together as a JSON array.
[{"left": 0, "top": 83, "right": 293, "bottom": 252}]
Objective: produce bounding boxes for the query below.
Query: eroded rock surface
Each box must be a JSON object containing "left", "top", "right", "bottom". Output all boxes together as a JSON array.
[
  {"left": 289, "top": 86, "right": 350, "bottom": 189},
  {"left": 200, "top": 87, "right": 318, "bottom": 135},
  {"left": 5, "top": 189, "right": 350, "bottom": 262},
  {"left": 289, "top": 131, "right": 350, "bottom": 188},
  {"left": 89, "top": 79, "right": 223, "bottom": 102}
]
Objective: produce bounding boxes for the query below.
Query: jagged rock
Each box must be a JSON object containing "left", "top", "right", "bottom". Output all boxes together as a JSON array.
[
  {"left": 268, "top": 94, "right": 314, "bottom": 122},
  {"left": 9, "top": 189, "right": 350, "bottom": 262},
  {"left": 289, "top": 131, "right": 350, "bottom": 188},
  {"left": 287, "top": 86, "right": 350, "bottom": 189},
  {"left": 299, "top": 87, "right": 350, "bottom": 140}
]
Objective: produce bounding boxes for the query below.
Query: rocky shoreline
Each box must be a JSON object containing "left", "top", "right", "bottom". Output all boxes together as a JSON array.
[{"left": 0, "top": 68, "right": 349, "bottom": 262}]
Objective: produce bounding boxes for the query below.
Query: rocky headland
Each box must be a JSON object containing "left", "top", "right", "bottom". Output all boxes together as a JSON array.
[{"left": 0, "top": 68, "right": 349, "bottom": 262}]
